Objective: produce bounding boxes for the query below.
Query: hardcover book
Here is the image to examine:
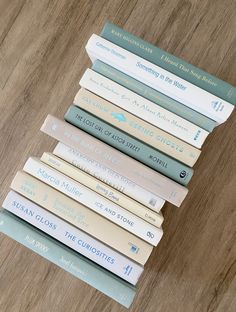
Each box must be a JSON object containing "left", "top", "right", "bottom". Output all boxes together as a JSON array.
[
  {"left": 101, "top": 22, "right": 236, "bottom": 105},
  {"left": 86, "top": 34, "right": 234, "bottom": 124},
  {"left": 79, "top": 68, "right": 209, "bottom": 148},
  {"left": 10, "top": 171, "right": 153, "bottom": 265},
  {"left": 65, "top": 104, "right": 193, "bottom": 186},
  {"left": 0, "top": 208, "right": 137, "bottom": 307},
  {"left": 2, "top": 191, "right": 143, "bottom": 285}
]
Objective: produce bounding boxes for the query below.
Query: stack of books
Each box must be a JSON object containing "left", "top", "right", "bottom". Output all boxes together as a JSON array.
[{"left": 1, "top": 22, "right": 235, "bottom": 308}]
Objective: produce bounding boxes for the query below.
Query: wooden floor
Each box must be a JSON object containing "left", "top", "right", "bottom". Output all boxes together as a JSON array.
[{"left": 0, "top": 0, "right": 236, "bottom": 311}]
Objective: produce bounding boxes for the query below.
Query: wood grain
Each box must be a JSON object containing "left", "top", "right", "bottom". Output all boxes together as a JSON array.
[{"left": 0, "top": 0, "right": 236, "bottom": 311}]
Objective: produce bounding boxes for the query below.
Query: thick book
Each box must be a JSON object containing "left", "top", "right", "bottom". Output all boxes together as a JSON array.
[
  {"left": 2, "top": 191, "right": 143, "bottom": 286},
  {"left": 41, "top": 115, "right": 188, "bottom": 207},
  {"left": 86, "top": 34, "right": 234, "bottom": 124},
  {"left": 92, "top": 60, "right": 216, "bottom": 132},
  {"left": 73, "top": 88, "right": 200, "bottom": 167},
  {"left": 101, "top": 22, "right": 236, "bottom": 105},
  {"left": 10, "top": 172, "right": 153, "bottom": 265},
  {"left": 23, "top": 157, "right": 163, "bottom": 245},
  {"left": 41, "top": 153, "right": 164, "bottom": 227},
  {"left": 65, "top": 105, "right": 193, "bottom": 186},
  {"left": 79, "top": 68, "right": 209, "bottom": 148},
  {"left": 0, "top": 209, "right": 137, "bottom": 308}
]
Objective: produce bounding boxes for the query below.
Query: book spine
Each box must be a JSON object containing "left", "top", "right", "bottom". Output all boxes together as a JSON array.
[
  {"left": 86, "top": 34, "right": 234, "bottom": 124},
  {"left": 40, "top": 115, "right": 188, "bottom": 207},
  {"left": 23, "top": 157, "right": 163, "bottom": 245},
  {"left": 73, "top": 88, "right": 200, "bottom": 167},
  {"left": 79, "top": 69, "right": 209, "bottom": 148},
  {"left": 54, "top": 142, "right": 164, "bottom": 212},
  {"left": 92, "top": 60, "right": 217, "bottom": 132},
  {"left": 0, "top": 208, "right": 136, "bottom": 307},
  {"left": 2, "top": 191, "right": 143, "bottom": 286},
  {"left": 10, "top": 171, "right": 153, "bottom": 265},
  {"left": 101, "top": 22, "right": 236, "bottom": 105},
  {"left": 65, "top": 105, "right": 193, "bottom": 186},
  {"left": 41, "top": 153, "right": 164, "bottom": 227}
]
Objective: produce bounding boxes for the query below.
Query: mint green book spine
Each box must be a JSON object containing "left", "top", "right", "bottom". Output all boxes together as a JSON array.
[
  {"left": 92, "top": 60, "right": 216, "bottom": 132},
  {"left": 101, "top": 22, "right": 236, "bottom": 104},
  {"left": 65, "top": 105, "right": 193, "bottom": 186},
  {"left": 0, "top": 208, "right": 136, "bottom": 308}
]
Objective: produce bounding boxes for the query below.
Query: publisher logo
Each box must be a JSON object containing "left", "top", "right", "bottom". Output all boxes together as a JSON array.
[
  {"left": 211, "top": 100, "right": 224, "bottom": 112},
  {"left": 194, "top": 130, "right": 201, "bottom": 141},
  {"left": 180, "top": 170, "right": 187, "bottom": 178},
  {"left": 123, "top": 265, "right": 133, "bottom": 276},
  {"left": 111, "top": 112, "right": 126, "bottom": 122},
  {"left": 129, "top": 243, "right": 139, "bottom": 254}
]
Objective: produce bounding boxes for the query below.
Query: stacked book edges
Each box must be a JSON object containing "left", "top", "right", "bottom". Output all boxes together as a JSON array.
[{"left": 1, "top": 22, "right": 235, "bottom": 308}]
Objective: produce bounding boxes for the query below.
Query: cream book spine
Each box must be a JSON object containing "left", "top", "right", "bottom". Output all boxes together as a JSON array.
[
  {"left": 40, "top": 115, "right": 188, "bottom": 207},
  {"left": 23, "top": 157, "right": 163, "bottom": 246},
  {"left": 3, "top": 191, "right": 143, "bottom": 285},
  {"left": 41, "top": 152, "right": 164, "bottom": 227},
  {"left": 79, "top": 69, "right": 209, "bottom": 148},
  {"left": 85, "top": 34, "right": 234, "bottom": 124},
  {"left": 73, "top": 88, "right": 200, "bottom": 167},
  {"left": 11, "top": 171, "right": 153, "bottom": 265}
]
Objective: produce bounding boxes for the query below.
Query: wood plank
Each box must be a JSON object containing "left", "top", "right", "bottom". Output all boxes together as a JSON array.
[{"left": 0, "top": 0, "right": 235, "bottom": 311}]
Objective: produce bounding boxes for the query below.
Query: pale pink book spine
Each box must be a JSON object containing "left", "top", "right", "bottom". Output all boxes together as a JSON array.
[{"left": 40, "top": 115, "right": 188, "bottom": 207}]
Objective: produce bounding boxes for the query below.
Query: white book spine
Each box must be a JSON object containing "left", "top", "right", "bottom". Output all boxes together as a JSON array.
[
  {"left": 79, "top": 69, "right": 209, "bottom": 148},
  {"left": 3, "top": 191, "right": 143, "bottom": 285},
  {"left": 23, "top": 157, "right": 163, "bottom": 246},
  {"left": 86, "top": 34, "right": 234, "bottom": 124},
  {"left": 53, "top": 142, "right": 165, "bottom": 213}
]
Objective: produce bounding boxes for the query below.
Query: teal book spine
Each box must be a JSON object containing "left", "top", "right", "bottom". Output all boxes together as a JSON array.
[
  {"left": 101, "top": 22, "right": 236, "bottom": 104},
  {"left": 0, "top": 208, "right": 136, "bottom": 308},
  {"left": 65, "top": 105, "right": 193, "bottom": 186},
  {"left": 92, "top": 60, "right": 216, "bottom": 133}
]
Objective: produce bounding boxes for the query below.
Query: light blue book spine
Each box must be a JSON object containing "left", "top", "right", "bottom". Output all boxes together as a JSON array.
[
  {"left": 92, "top": 60, "right": 216, "bottom": 132},
  {"left": 65, "top": 105, "right": 193, "bottom": 186},
  {"left": 0, "top": 207, "right": 136, "bottom": 308},
  {"left": 101, "top": 22, "right": 236, "bottom": 104}
]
